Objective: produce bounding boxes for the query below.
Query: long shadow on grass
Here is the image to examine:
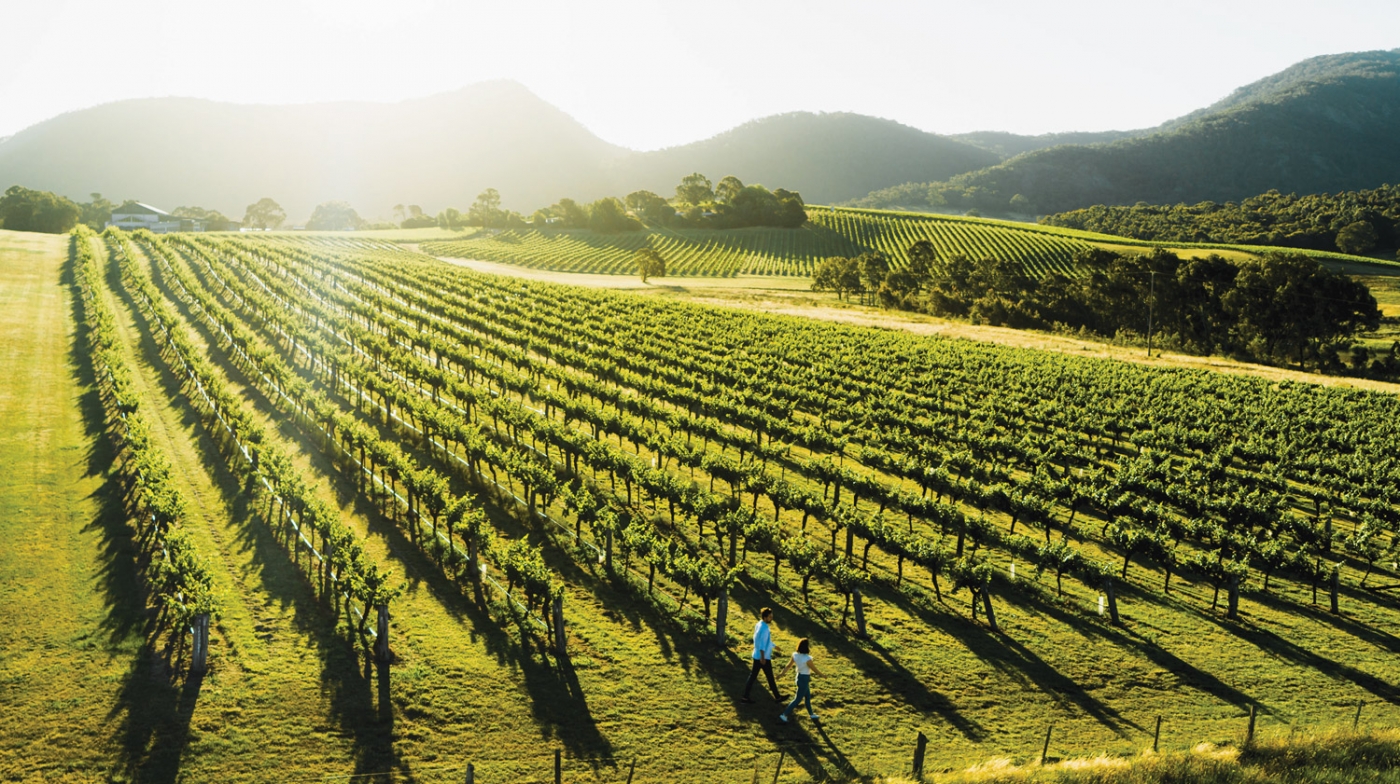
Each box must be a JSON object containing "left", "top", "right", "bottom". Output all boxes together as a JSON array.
[
  {"left": 66, "top": 244, "right": 205, "bottom": 782},
  {"left": 1194, "top": 605, "right": 1400, "bottom": 706},
  {"left": 113, "top": 243, "right": 409, "bottom": 782},
  {"left": 1248, "top": 585, "right": 1400, "bottom": 656},
  {"left": 65, "top": 253, "right": 149, "bottom": 649},
  {"left": 1008, "top": 578, "right": 1254, "bottom": 715},
  {"left": 147, "top": 238, "right": 616, "bottom": 765}
]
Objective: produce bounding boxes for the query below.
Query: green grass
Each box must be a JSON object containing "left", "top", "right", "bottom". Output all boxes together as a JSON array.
[
  {"left": 6, "top": 227, "right": 1400, "bottom": 782},
  {"left": 414, "top": 207, "right": 1400, "bottom": 280},
  {"left": 890, "top": 729, "right": 1400, "bottom": 784}
]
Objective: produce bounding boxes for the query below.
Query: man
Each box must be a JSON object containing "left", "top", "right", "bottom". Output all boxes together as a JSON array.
[{"left": 741, "top": 607, "right": 783, "bottom": 704}]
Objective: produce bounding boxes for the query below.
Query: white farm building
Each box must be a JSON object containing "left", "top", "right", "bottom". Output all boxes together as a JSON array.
[{"left": 107, "top": 203, "right": 205, "bottom": 233}]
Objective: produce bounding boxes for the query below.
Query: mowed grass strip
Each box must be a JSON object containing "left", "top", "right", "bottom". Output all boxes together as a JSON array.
[{"left": 0, "top": 229, "right": 136, "bottom": 781}]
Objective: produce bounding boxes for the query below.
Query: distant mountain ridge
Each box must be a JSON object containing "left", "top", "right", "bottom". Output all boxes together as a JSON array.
[
  {"left": 0, "top": 83, "right": 996, "bottom": 221},
  {"left": 854, "top": 49, "right": 1400, "bottom": 215}
]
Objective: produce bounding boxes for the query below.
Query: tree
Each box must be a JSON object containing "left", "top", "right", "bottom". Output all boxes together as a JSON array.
[
  {"left": 0, "top": 186, "right": 81, "bottom": 234},
  {"left": 172, "top": 205, "right": 237, "bottom": 231},
  {"left": 306, "top": 201, "right": 365, "bottom": 231},
  {"left": 588, "top": 197, "right": 642, "bottom": 233},
  {"left": 436, "top": 207, "right": 464, "bottom": 230},
  {"left": 675, "top": 173, "right": 714, "bottom": 206},
  {"left": 243, "top": 197, "right": 286, "bottom": 230},
  {"left": 1336, "top": 220, "right": 1379, "bottom": 255},
  {"left": 468, "top": 188, "right": 504, "bottom": 228},
  {"left": 635, "top": 247, "right": 666, "bottom": 283},
  {"left": 80, "top": 193, "right": 115, "bottom": 231},
  {"left": 715, "top": 175, "right": 744, "bottom": 204},
  {"left": 625, "top": 190, "right": 672, "bottom": 224},
  {"left": 549, "top": 198, "right": 589, "bottom": 229}
]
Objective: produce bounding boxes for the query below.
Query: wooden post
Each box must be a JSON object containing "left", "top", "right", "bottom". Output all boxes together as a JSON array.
[
  {"left": 375, "top": 604, "right": 391, "bottom": 663},
  {"left": 1227, "top": 576, "right": 1240, "bottom": 620},
  {"left": 464, "top": 762, "right": 474, "bottom": 784},
  {"left": 1246, "top": 704, "right": 1257, "bottom": 746},
  {"left": 554, "top": 748, "right": 561, "bottom": 784},
  {"left": 716, "top": 590, "right": 728, "bottom": 646},
  {"left": 911, "top": 731, "right": 928, "bottom": 779},
  {"left": 191, "top": 614, "right": 210, "bottom": 674},
  {"left": 1104, "top": 578, "right": 1120, "bottom": 624},
  {"left": 853, "top": 589, "right": 867, "bottom": 638},
  {"left": 1152, "top": 715, "right": 1161, "bottom": 753},
  {"left": 1330, "top": 568, "right": 1340, "bottom": 614},
  {"left": 1040, "top": 724, "right": 1053, "bottom": 764},
  {"left": 751, "top": 757, "right": 760, "bottom": 784},
  {"left": 771, "top": 750, "right": 785, "bottom": 784},
  {"left": 552, "top": 594, "right": 566, "bottom": 655},
  {"left": 626, "top": 757, "right": 636, "bottom": 784},
  {"left": 1354, "top": 699, "right": 1364, "bottom": 731},
  {"left": 981, "top": 588, "right": 998, "bottom": 632}
]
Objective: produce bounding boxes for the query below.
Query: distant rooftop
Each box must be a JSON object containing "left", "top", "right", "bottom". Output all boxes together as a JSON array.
[{"left": 112, "top": 202, "right": 171, "bottom": 217}]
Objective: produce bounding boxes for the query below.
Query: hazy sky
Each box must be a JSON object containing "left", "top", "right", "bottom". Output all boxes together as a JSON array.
[{"left": 2, "top": 0, "right": 1397, "bottom": 150}]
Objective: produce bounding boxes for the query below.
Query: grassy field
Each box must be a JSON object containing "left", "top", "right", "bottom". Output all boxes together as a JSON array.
[
  {"left": 6, "top": 228, "right": 1400, "bottom": 783},
  {"left": 414, "top": 206, "right": 1400, "bottom": 280}
]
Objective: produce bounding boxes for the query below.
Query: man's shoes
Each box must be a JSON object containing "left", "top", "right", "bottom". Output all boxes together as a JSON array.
[
  {"left": 774, "top": 694, "right": 786, "bottom": 703},
  {"left": 809, "top": 713, "right": 820, "bottom": 720},
  {"left": 778, "top": 713, "right": 788, "bottom": 723},
  {"left": 741, "top": 697, "right": 755, "bottom": 704}
]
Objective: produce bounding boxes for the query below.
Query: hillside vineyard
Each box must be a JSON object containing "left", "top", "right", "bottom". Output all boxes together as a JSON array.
[
  {"left": 89, "top": 228, "right": 1400, "bottom": 660},
  {"left": 419, "top": 207, "right": 1092, "bottom": 277}
]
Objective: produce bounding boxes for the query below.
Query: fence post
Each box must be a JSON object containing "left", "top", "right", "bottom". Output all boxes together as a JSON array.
[
  {"left": 191, "top": 614, "right": 210, "bottom": 674},
  {"left": 554, "top": 748, "right": 561, "bottom": 784},
  {"left": 981, "top": 588, "right": 998, "bottom": 633},
  {"left": 1330, "top": 568, "right": 1340, "bottom": 614},
  {"left": 716, "top": 589, "right": 728, "bottom": 647},
  {"left": 552, "top": 594, "right": 566, "bottom": 656},
  {"left": 1246, "top": 704, "right": 1257, "bottom": 746},
  {"left": 626, "top": 757, "right": 636, "bottom": 784},
  {"left": 853, "top": 589, "right": 867, "bottom": 638},
  {"left": 771, "top": 750, "right": 785, "bottom": 784},
  {"left": 1153, "top": 715, "right": 1162, "bottom": 753},
  {"left": 1354, "top": 699, "right": 1365, "bottom": 731},
  {"left": 1227, "top": 576, "right": 1240, "bottom": 620},
  {"left": 464, "top": 762, "right": 474, "bottom": 784},
  {"left": 1040, "top": 724, "right": 1053, "bottom": 764},
  {"left": 911, "top": 731, "right": 928, "bottom": 779},
  {"left": 375, "top": 603, "right": 391, "bottom": 663}
]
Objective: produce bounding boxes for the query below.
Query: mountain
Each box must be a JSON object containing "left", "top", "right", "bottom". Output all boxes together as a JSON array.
[
  {"left": 948, "top": 129, "right": 1141, "bottom": 158},
  {"left": 854, "top": 49, "right": 1400, "bottom": 216},
  {"left": 628, "top": 113, "right": 999, "bottom": 205},
  {"left": 0, "top": 84, "right": 995, "bottom": 221}
]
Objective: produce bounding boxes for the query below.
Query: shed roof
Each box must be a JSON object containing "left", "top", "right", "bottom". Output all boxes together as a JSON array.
[{"left": 111, "top": 202, "right": 171, "bottom": 217}]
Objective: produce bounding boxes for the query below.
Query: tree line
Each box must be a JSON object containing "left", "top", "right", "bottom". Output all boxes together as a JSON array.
[
  {"left": 1041, "top": 185, "right": 1400, "bottom": 258},
  {"left": 441, "top": 173, "right": 807, "bottom": 233},
  {"left": 812, "top": 243, "right": 1385, "bottom": 372}
]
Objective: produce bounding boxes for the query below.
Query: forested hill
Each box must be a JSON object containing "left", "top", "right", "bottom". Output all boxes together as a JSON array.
[
  {"left": 1042, "top": 185, "right": 1400, "bottom": 257},
  {"left": 0, "top": 83, "right": 994, "bottom": 222},
  {"left": 853, "top": 49, "right": 1400, "bottom": 215}
]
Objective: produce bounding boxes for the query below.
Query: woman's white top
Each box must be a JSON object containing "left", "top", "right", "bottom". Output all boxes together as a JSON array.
[{"left": 791, "top": 652, "right": 812, "bottom": 675}]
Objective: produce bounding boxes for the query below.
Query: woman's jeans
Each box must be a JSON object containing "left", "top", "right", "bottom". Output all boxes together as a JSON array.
[{"left": 782, "top": 674, "right": 812, "bottom": 717}]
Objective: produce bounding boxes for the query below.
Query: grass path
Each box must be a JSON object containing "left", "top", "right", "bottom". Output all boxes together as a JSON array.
[{"left": 0, "top": 230, "right": 137, "bottom": 782}]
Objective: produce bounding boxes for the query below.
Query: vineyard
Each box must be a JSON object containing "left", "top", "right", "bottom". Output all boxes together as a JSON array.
[
  {"left": 417, "top": 208, "right": 1097, "bottom": 278},
  {"left": 416, "top": 207, "right": 1394, "bottom": 280},
  {"left": 8, "top": 227, "right": 1400, "bottom": 781}
]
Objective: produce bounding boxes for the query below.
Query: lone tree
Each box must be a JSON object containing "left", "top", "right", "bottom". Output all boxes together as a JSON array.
[
  {"left": 635, "top": 247, "right": 666, "bottom": 283},
  {"left": 243, "top": 197, "right": 286, "bottom": 229}
]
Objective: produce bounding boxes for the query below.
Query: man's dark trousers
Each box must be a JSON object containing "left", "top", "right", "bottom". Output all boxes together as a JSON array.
[{"left": 743, "top": 657, "right": 780, "bottom": 699}]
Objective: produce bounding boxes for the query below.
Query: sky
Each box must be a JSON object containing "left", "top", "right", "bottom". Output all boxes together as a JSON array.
[{"left": 2, "top": 0, "right": 1398, "bottom": 150}]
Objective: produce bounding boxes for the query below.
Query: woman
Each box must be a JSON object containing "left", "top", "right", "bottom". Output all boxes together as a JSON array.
[{"left": 776, "top": 638, "right": 823, "bottom": 722}]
